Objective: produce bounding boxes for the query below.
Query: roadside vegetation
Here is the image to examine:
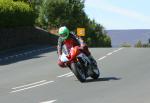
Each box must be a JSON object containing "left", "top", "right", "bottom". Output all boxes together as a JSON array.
[
  {"left": 120, "top": 40, "right": 150, "bottom": 48},
  {"left": 0, "top": 0, "right": 111, "bottom": 51},
  {"left": 0, "top": 0, "right": 35, "bottom": 27},
  {"left": 134, "top": 40, "right": 150, "bottom": 48},
  {"left": 121, "top": 42, "right": 131, "bottom": 47}
]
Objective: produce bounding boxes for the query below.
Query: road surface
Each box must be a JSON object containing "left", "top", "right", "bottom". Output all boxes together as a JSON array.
[{"left": 0, "top": 47, "right": 150, "bottom": 103}]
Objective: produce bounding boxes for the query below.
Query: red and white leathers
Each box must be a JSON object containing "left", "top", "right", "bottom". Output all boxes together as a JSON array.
[{"left": 57, "top": 33, "right": 90, "bottom": 68}]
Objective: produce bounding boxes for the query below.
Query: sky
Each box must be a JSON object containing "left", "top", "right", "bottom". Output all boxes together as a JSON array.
[{"left": 84, "top": 0, "right": 150, "bottom": 30}]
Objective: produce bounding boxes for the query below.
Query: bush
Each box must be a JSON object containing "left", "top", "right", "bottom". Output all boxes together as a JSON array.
[
  {"left": 13, "top": 0, "right": 29, "bottom": 2},
  {"left": 0, "top": 0, "right": 35, "bottom": 27},
  {"left": 134, "top": 40, "right": 150, "bottom": 48},
  {"left": 134, "top": 40, "right": 142, "bottom": 48},
  {"left": 121, "top": 42, "right": 131, "bottom": 47}
]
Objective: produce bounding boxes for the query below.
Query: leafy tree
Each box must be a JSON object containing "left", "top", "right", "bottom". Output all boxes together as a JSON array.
[
  {"left": 83, "top": 19, "right": 111, "bottom": 47},
  {"left": 13, "top": 0, "right": 29, "bottom": 3},
  {"left": 35, "top": 0, "right": 111, "bottom": 47},
  {"left": 135, "top": 40, "right": 142, "bottom": 48},
  {"left": 37, "top": 0, "right": 85, "bottom": 30}
]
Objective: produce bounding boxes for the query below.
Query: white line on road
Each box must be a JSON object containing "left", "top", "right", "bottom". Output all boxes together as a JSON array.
[
  {"left": 107, "top": 52, "right": 113, "bottom": 56},
  {"left": 66, "top": 73, "right": 74, "bottom": 77},
  {"left": 113, "top": 50, "right": 118, "bottom": 53},
  {"left": 98, "top": 48, "right": 123, "bottom": 61},
  {"left": 10, "top": 81, "right": 54, "bottom": 93},
  {"left": 98, "top": 56, "right": 106, "bottom": 61},
  {"left": 112, "top": 48, "right": 123, "bottom": 53},
  {"left": 57, "top": 72, "right": 72, "bottom": 78},
  {"left": 12, "top": 80, "right": 47, "bottom": 90},
  {"left": 41, "top": 100, "right": 57, "bottom": 103}
]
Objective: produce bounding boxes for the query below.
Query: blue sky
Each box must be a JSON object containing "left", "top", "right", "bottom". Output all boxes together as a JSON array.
[{"left": 84, "top": 0, "right": 150, "bottom": 30}]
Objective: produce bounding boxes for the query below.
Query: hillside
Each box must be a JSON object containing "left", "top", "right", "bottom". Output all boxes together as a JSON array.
[{"left": 106, "top": 29, "right": 150, "bottom": 47}]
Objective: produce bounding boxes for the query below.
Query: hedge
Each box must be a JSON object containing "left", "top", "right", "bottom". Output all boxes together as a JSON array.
[{"left": 0, "top": 0, "right": 35, "bottom": 27}]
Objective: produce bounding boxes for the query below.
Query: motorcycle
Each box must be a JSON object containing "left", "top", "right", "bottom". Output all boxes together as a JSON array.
[{"left": 60, "top": 44, "right": 100, "bottom": 82}]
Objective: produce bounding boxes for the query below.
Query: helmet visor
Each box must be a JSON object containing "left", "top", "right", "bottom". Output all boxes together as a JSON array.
[{"left": 60, "top": 32, "right": 68, "bottom": 38}]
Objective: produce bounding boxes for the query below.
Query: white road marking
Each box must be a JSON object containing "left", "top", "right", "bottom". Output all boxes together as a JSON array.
[
  {"left": 113, "top": 50, "right": 118, "bottom": 53},
  {"left": 107, "top": 52, "right": 113, "bottom": 56},
  {"left": 66, "top": 73, "right": 74, "bottom": 77},
  {"left": 98, "top": 56, "right": 106, "bottom": 61},
  {"left": 41, "top": 100, "right": 57, "bottom": 103},
  {"left": 57, "top": 72, "right": 72, "bottom": 78},
  {"left": 113, "top": 48, "right": 123, "bottom": 53},
  {"left": 12, "top": 80, "right": 47, "bottom": 90},
  {"left": 118, "top": 48, "right": 123, "bottom": 50},
  {"left": 10, "top": 81, "right": 54, "bottom": 93},
  {"left": 98, "top": 48, "right": 123, "bottom": 61}
]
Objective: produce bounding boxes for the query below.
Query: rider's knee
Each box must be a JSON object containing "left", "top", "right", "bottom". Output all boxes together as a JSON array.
[{"left": 58, "top": 59, "right": 66, "bottom": 68}]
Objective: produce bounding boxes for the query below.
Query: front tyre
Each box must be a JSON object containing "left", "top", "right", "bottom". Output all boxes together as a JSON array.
[
  {"left": 91, "top": 66, "right": 100, "bottom": 79},
  {"left": 71, "top": 63, "right": 86, "bottom": 82}
]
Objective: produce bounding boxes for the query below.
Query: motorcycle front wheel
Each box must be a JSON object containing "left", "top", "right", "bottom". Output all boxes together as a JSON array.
[
  {"left": 71, "top": 62, "right": 86, "bottom": 82},
  {"left": 91, "top": 66, "right": 100, "bottom": 79}
]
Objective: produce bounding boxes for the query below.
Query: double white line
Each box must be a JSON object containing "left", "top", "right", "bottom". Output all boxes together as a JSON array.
[
  {"left": 10, "top": 80, "right": 54, "bottom": 93},
  {"left": 57, "top": 72, "right": 74, "bottom": 78}
]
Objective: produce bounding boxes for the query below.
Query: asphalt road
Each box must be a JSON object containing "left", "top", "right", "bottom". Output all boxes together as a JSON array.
[{"left": 0, "top": 47, "right": 150, "bottom": 103}]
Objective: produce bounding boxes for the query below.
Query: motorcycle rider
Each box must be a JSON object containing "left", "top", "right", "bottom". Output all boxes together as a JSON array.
[{"left": 57, "top": 26, "right": 97, "bottom": 68}]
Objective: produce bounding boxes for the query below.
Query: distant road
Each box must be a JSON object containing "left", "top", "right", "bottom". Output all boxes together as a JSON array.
[{"left": 0, "top": 47, "right": 150, "bottom": 103}]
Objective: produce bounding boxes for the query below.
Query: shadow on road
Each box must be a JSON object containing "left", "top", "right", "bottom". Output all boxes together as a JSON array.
[
  {"left": 0, "top": 45, "right": 57, "bottom": 66},
  {"left": 85, "top": 77, "right": 121, "bottom": 83}
]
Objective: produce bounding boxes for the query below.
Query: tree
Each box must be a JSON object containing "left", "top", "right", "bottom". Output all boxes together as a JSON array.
[
  {"left": 135, "top": 40, "right": 142, "bottom": 48},
  {"left": 37, "top": 0, "right": 85, "bottom": 30},
  {"left": 13, "top": 0, "right": 29, "bottom": 3},
  {"left": 36, "top": 0, "right": 111, "bottom": 47},
  {"left": 82, "top": 19, "right": 111, "bottom": 47}
]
